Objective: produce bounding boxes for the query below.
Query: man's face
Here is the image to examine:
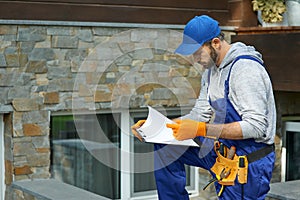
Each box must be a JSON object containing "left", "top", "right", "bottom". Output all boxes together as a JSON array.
[{"left": 192, "top": 43, "right": 217, "bottom": 69}]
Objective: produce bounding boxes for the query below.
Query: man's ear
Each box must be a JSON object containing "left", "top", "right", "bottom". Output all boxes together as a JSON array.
[{"left": 211, "top": 38, "right": 221, "bottom": 49}]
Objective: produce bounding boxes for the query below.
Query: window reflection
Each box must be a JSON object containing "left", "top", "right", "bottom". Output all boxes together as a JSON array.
[{"left": 50, "top": 114, "right": 120, "bottom": 199}]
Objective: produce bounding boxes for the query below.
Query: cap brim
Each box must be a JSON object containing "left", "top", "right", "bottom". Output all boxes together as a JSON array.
[{"left": 175, "top": 43, "right": 202, "bottom": 56}]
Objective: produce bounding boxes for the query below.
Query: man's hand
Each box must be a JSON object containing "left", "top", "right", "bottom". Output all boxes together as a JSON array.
[
  {"left": 166, "top": 119, "right": 206, "bottom": 141},
  {"left": 131, "top": 120, "right": 146, "bottom": 141}
]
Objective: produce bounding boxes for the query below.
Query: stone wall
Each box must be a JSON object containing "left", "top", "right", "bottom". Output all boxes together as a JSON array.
[{"left": 0, "top": 23, "right": 206, "bottom": 199}]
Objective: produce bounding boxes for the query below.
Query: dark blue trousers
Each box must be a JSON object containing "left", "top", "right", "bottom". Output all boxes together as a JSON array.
[{"left": 154, "top": 141, "right": 275, "bottom": 200}]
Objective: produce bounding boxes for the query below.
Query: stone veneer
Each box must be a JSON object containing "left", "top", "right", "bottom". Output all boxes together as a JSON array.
[
  {"left": 0, "top": 23, "right": 206, "bottom": 199},
  {"left": 0, "top": 22, "right": 289, "bottom": 200}
]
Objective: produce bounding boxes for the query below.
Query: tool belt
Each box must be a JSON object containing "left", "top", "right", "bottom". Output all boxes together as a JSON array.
[
  {"left": 206, "top": 141, "right": 275, "bottom": 196},
  {"left": 210, "top": 141, "right": 240, "bottom": 186}
]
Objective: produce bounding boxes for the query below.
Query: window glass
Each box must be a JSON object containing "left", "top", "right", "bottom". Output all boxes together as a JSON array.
[
  {"left": 133, "top": 116, "right": 157, "bottom": 193},
  {"left": 50, "top": 113, "right": 120, "bottom": 199},
  {"left": 286, "top": 130, "right": 300, "bottom": 181}
]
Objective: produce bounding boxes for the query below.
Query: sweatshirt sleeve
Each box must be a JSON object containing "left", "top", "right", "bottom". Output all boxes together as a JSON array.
[
  {"left": 181, "top": 70, "right": 213, "bottom": 122},
  {"left": 229, "top": 59, "right": 272, "bottom": 139}
]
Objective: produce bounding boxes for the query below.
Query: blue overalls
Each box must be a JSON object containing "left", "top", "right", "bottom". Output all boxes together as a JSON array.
[{"left": 154, "top": 55, "right": 275, "bottom": 200}]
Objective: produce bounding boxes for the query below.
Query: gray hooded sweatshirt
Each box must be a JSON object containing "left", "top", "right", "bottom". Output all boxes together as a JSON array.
[{"left": 183, "top": 42, "right": 276, "bottom": 144}]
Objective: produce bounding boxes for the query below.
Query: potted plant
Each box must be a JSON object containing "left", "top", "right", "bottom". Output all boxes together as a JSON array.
[{"left": 252, "top": 0, "right": 287, "bottom": 25}]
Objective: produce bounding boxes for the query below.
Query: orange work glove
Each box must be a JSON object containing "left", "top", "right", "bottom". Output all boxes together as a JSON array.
[
  {"left": 166, "top": 119, "right": 206, "bottom": 141},
  {"left": 131, "top": 120, "right": 146, "bottom": 141}
]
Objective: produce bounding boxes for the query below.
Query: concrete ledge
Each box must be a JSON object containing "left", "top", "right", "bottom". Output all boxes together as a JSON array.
[
  {"left": 12, "top": 179, "right": 110, "bottom": 200},
  {"left": 267, "top": 180, "right": 300, "bottom": 200},
  {"left": 0, "top": 20, "right": 185, "bottom": 29},
  {"left": 0, "top": 19, "right": 236, "bottom": 31}
]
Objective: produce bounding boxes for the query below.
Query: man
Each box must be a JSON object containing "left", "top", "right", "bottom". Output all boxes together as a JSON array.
[{"left": 131, "top": 15, "right": 276, "bottom": 200}]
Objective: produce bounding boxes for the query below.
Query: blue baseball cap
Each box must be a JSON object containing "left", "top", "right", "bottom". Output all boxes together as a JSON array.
[{"left": 175, "top": 15, "right": 221, "bottom": 55}]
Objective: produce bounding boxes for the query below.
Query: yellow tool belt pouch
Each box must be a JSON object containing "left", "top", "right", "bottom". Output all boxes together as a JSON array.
[
  {"left": 237, "top": 156, "right": 248, "bottom": 184},
  {"left": 210, "top": 142, "right": 250, "bottom": 186},
  {"left": 210, "top": 146, "right": 239, "bottom": 186}
]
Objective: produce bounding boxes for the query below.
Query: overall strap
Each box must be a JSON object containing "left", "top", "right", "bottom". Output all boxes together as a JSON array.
[
  {"left": 207, "top": 55, "right": 264, "bottom": 88},
  {"left": 226, "top": 55, "right": 264, "bottom": 83},
  {"left": 225, "top": 55, "right": 264, "bottom": 98},
  {"left": 207, "top": 55, "right": 264, "bottom": 107}
]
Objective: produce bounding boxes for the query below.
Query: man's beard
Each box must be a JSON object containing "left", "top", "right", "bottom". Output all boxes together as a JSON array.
[{"left": 207, "top": 45, "right": 218, "bottom": 68}]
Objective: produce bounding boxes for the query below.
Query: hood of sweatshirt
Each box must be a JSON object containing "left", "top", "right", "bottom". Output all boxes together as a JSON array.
[
  {"left": 207, "top": 42, "right": 264, "bottom": 102},
  {"left": 219, "top": 42, "right": 263, "bottom": 69}
]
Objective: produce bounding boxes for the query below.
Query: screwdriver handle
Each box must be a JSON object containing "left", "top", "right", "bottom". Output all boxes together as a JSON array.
[{"left": 227, "top": 146, "right": 236, "bottom": 160}]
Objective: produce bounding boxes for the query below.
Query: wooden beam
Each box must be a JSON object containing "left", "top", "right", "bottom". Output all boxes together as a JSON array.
[
  {"left": 6, "top": 0, "right": 229, "bottom": 9},
  {"left": 0, "top": 1, "right": 230, "bottom": 25}
]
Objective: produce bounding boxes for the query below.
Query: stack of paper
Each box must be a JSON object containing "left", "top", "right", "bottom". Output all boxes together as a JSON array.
[{"left": 136, "top": 106, "right": 198, "bottom": 147}]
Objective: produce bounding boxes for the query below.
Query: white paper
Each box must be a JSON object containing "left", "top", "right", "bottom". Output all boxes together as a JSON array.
[{"left": 136, "top": 106, "right": 198, "bottom": 146}]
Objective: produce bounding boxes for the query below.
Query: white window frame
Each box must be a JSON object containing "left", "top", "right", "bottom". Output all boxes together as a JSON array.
[
  {"left": 282, "top": 119, "right": 300, "bottom": 182},
  {"left": 51, "top": 108, "right": 199, "bottom": 200},
  {"left": 0, "top": 115, "right": 5, "bottom": 200}
]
